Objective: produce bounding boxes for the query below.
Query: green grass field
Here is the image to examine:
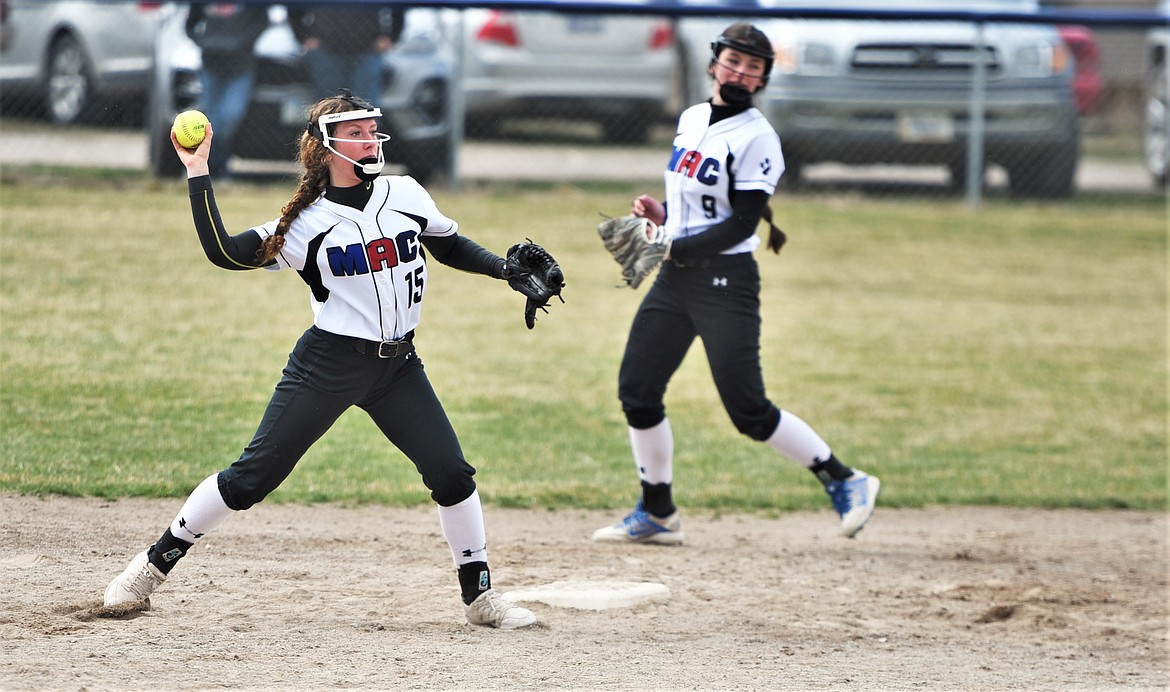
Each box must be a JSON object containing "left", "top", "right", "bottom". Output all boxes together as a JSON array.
[{"left": 0, "top": 167, "right": 1165, "bottom": 512}]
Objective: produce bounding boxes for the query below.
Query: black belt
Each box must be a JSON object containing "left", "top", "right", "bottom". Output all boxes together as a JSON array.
[
  {"left": 669, "top": 253, "right": 752, "bottom": 269},
  {"left": 669, "top": 257, "right": 713, "bottom": 268},
  {"left": 352, "top": 331, "right": 415, "bottom": 358}
]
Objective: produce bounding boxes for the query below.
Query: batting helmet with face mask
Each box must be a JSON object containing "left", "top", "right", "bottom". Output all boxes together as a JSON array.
[
  {"left": 306, "top": 89, "right": 392, "bottom": 180},
  {"left": 710, "top": 22, "right": 776, "bottom": 87}
]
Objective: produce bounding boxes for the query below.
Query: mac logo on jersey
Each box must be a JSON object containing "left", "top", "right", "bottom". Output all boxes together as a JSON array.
[
  {"left": 668, "top": 146, "right": 720, "bottom": 185},
  {"left": 326, "top": 230, "right": 419, "bottom": 277}
]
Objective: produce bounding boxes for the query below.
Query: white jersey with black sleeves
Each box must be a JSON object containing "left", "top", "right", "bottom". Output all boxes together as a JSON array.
[
  {"left": 253, "top": 175, "right": 456, "bottom": 342},
  {"left": 663, "top": 102, "right": 784, "bottom": 255}
]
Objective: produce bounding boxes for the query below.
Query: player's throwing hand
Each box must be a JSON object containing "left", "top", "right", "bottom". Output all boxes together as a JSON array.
[{"left": 170, "top": 121, "right": 213, "bottom": 177}]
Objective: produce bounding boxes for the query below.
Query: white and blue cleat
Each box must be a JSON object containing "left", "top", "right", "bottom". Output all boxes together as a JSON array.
[
  {"left": 825, "top": 471, "right": 881, "bottom": 538},
  {"left": 592, "top": 501, "right": 685, "bottom": 545}
]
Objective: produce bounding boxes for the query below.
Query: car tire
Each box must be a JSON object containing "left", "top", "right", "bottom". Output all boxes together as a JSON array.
[
  {"left": 1144, "top": 57, "right": 1169, "bottom": 189},
  {"left": 947, "top": 160, "right": 989, "bottom": 196},
  {"left": 1006, "top": 141, "right": 1078, "bottom": 199},
  {"left": 45, "top": 33, "right": 92, "bottom": 125}
]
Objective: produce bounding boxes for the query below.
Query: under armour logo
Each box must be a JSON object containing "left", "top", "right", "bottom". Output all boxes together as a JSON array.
[
  {"left": 761, "top": 158, "right": 772, "bottom": 175},
  {"left": 178, "top": 517, "right": 204, "bottom": 539},
  {"left": 712, "top": 277, "right": 728, "bottom": 287},
  {"left": 462, "top": 543, "right": 487, "bottom": 558}
]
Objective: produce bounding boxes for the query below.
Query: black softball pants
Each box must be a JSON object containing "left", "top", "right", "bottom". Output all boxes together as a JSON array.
[
  {"left": 618, "top": 254, "right": 781, "bottom": 441},
  {"left": 217, "top": 326, "right": 476, "bottom": 510}
]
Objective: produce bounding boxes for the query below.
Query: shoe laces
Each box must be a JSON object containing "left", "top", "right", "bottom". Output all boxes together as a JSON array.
[
  {"left": 126, "top": 563, "right": 162, "bottom": 598},
  {"left": 622, "top": 503, "right": 651, "bottom": 528},
  {"left": 474, "top": 590, "right": 514, "bottom": 616},
  {"left": 826, "top": 478, "right": 857, "bottom": 516}
]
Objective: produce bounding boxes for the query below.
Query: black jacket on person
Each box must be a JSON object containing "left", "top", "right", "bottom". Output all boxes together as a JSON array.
[
  {"left": 289, "top": 5, "right": 405, "bottom": 56},
  {"left": 185, "top": 3, "right": 271, "bottom": 74}
]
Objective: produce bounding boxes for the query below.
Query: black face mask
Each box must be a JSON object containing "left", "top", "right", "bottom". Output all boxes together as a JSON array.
[
  {"left": 718, "top": 82, "right": 754, "bottom": 106},
  {"left": 354, "top": 156, "right": 382, "bottom": 182}
]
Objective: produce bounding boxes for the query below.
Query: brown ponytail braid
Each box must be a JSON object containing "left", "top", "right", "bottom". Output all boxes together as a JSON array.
[{"left": 255, "top": 95, "right": 368, "bottom": 264}]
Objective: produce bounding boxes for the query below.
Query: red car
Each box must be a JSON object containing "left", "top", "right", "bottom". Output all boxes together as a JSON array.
[{"left": 1058, "top": 24, "right": 1103, "bottom": 116}]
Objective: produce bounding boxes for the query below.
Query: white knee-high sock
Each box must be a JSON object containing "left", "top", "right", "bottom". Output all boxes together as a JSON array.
[
  {"left": 169, "top": 474, "right": 234, "bottom": 544},
  {"left": 766, "top": 410, "right": 832, "bottom": 468},
  {"left": 630, "top": 418, "right": 673, "bottom": 484},
  {"left": 437, "top": 490, "right": 488, "bottom": 567}
]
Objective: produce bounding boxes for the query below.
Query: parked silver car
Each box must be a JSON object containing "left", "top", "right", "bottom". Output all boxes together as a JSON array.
[
  {"left": 0, "top": 0, "right": 162, "bottom": 125},
  {"left": 146, "top": 4, "right": 453, "bottom": 183},
  {"left": 458, "top": 8, "right": 677, "bottom": 143},
  {"left": 676, "top": 0, "right": 1081, "bottom": 198},
  {"left": 1145, "top": 0, "right": 1169, "bottom": 188}
]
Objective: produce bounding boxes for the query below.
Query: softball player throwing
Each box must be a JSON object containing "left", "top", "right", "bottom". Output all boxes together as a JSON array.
[
  {"left": 593, "top": 23, "right": 880, "bottom": 545},
  {"left": 104, "top": 91, "right": 537, "bottom": 629}
]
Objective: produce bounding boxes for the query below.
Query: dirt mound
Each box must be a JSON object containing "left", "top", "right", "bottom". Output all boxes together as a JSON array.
[{"left": 1, "top": 496, "right": 1165, "bottom": 690}]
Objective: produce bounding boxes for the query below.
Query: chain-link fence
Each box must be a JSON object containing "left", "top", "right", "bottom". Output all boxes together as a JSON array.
[{"left": 0, "top": 1, "right": 1165, "bottom": 199}]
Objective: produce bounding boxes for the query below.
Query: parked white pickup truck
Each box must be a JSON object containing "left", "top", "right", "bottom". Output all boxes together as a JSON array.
[{"left": 676, "top": 0, "right": 1081, "bottom": 198}]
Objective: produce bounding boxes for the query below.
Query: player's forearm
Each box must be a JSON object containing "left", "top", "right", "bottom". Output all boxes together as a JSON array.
[
  {"left": 669, "top": 190, "right": 770, "bottom": 261},
  {"left": 187, "top": 176, "right": 264, "bottom": 271},
  {"left": 420, "top": 233, "right": 507, "bottom": 279}
]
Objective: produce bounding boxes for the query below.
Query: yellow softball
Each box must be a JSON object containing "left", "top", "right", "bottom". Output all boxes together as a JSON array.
[{"left": 172, "top": 110, "right": 208, "bottom": 149}]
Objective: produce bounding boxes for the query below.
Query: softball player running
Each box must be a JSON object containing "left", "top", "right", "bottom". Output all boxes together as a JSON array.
[
  {"left": 593, "top": 23, "right": 880, "bottom": 545},
  {"left": 104, "top": 91, "right": 536, "bottom": 629}
]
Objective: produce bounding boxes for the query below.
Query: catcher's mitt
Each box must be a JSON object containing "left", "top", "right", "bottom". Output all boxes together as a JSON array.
[
  {"left": 504, "top": 239, "right": 565, "bottom": 329},
  {"left": 597, "top": 214, "right": 669, "bottom": 289}
]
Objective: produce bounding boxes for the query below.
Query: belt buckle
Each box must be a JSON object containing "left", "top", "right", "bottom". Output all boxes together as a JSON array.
[{"left": 377, "top": 340, "right": 405, "bottom": 358}]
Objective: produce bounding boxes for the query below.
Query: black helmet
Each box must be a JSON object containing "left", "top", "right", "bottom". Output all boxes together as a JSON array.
[{"left": 710, "top": 22, "right": 775, "bottom": 79}]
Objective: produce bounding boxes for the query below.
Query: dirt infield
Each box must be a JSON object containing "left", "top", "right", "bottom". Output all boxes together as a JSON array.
[{"left": 0, "top": 495, "right": 1166, "bottom": 691}]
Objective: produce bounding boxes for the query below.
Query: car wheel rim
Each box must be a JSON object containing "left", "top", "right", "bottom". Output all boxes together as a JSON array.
[{"left": 48, "top": 39, "right": 88, "bottom": 123}]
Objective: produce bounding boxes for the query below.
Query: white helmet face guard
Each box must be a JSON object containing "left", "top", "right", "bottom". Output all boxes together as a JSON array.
[{"left": 317, "top": 108, "right": 392, "bottom": 175}]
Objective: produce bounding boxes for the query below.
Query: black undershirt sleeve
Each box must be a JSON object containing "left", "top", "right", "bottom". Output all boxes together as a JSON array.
[
  {"left": 667, "top": 189, "right": 771, "bottom": 263},
  {"left": 187, "top": 175, "right": 267, "bottom": 270},
  {"left": 419, "top": 233, "right": 507, "bottom": 279}
]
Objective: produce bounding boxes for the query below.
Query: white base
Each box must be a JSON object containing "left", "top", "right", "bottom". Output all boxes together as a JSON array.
[{"left": 503, "top": 581, "right": 670, "bottom": 611}]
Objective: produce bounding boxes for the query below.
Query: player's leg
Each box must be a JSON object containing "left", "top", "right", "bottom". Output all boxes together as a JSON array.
[
  {"left": 692, "top": 258, "right": 880, "bottom": 537},
  {"left": 766, "top": 411, "right": 880, "bottom": 538},
  {"left": 102, "top": 473, "right": 230, "bottom": 607},
  {"left": 436, "top": 491, "right": 535, "bottom": 629},
  {"left": 104, "top": 327, "right": 361, "bottom": 607},
  {"left": 360, "top": 353, "right": 535, "bottom": 628},
  {"left": 594, "top": 273, "right": 693, "bottom": 544}
]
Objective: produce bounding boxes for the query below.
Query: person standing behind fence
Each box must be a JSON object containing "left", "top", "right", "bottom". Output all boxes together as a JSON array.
[
  {"left": 185, "top": 3, "right": 270, "bottom": 179},
  {"left": 289, "top": 4, "right": 404, "bottom": 102}
]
